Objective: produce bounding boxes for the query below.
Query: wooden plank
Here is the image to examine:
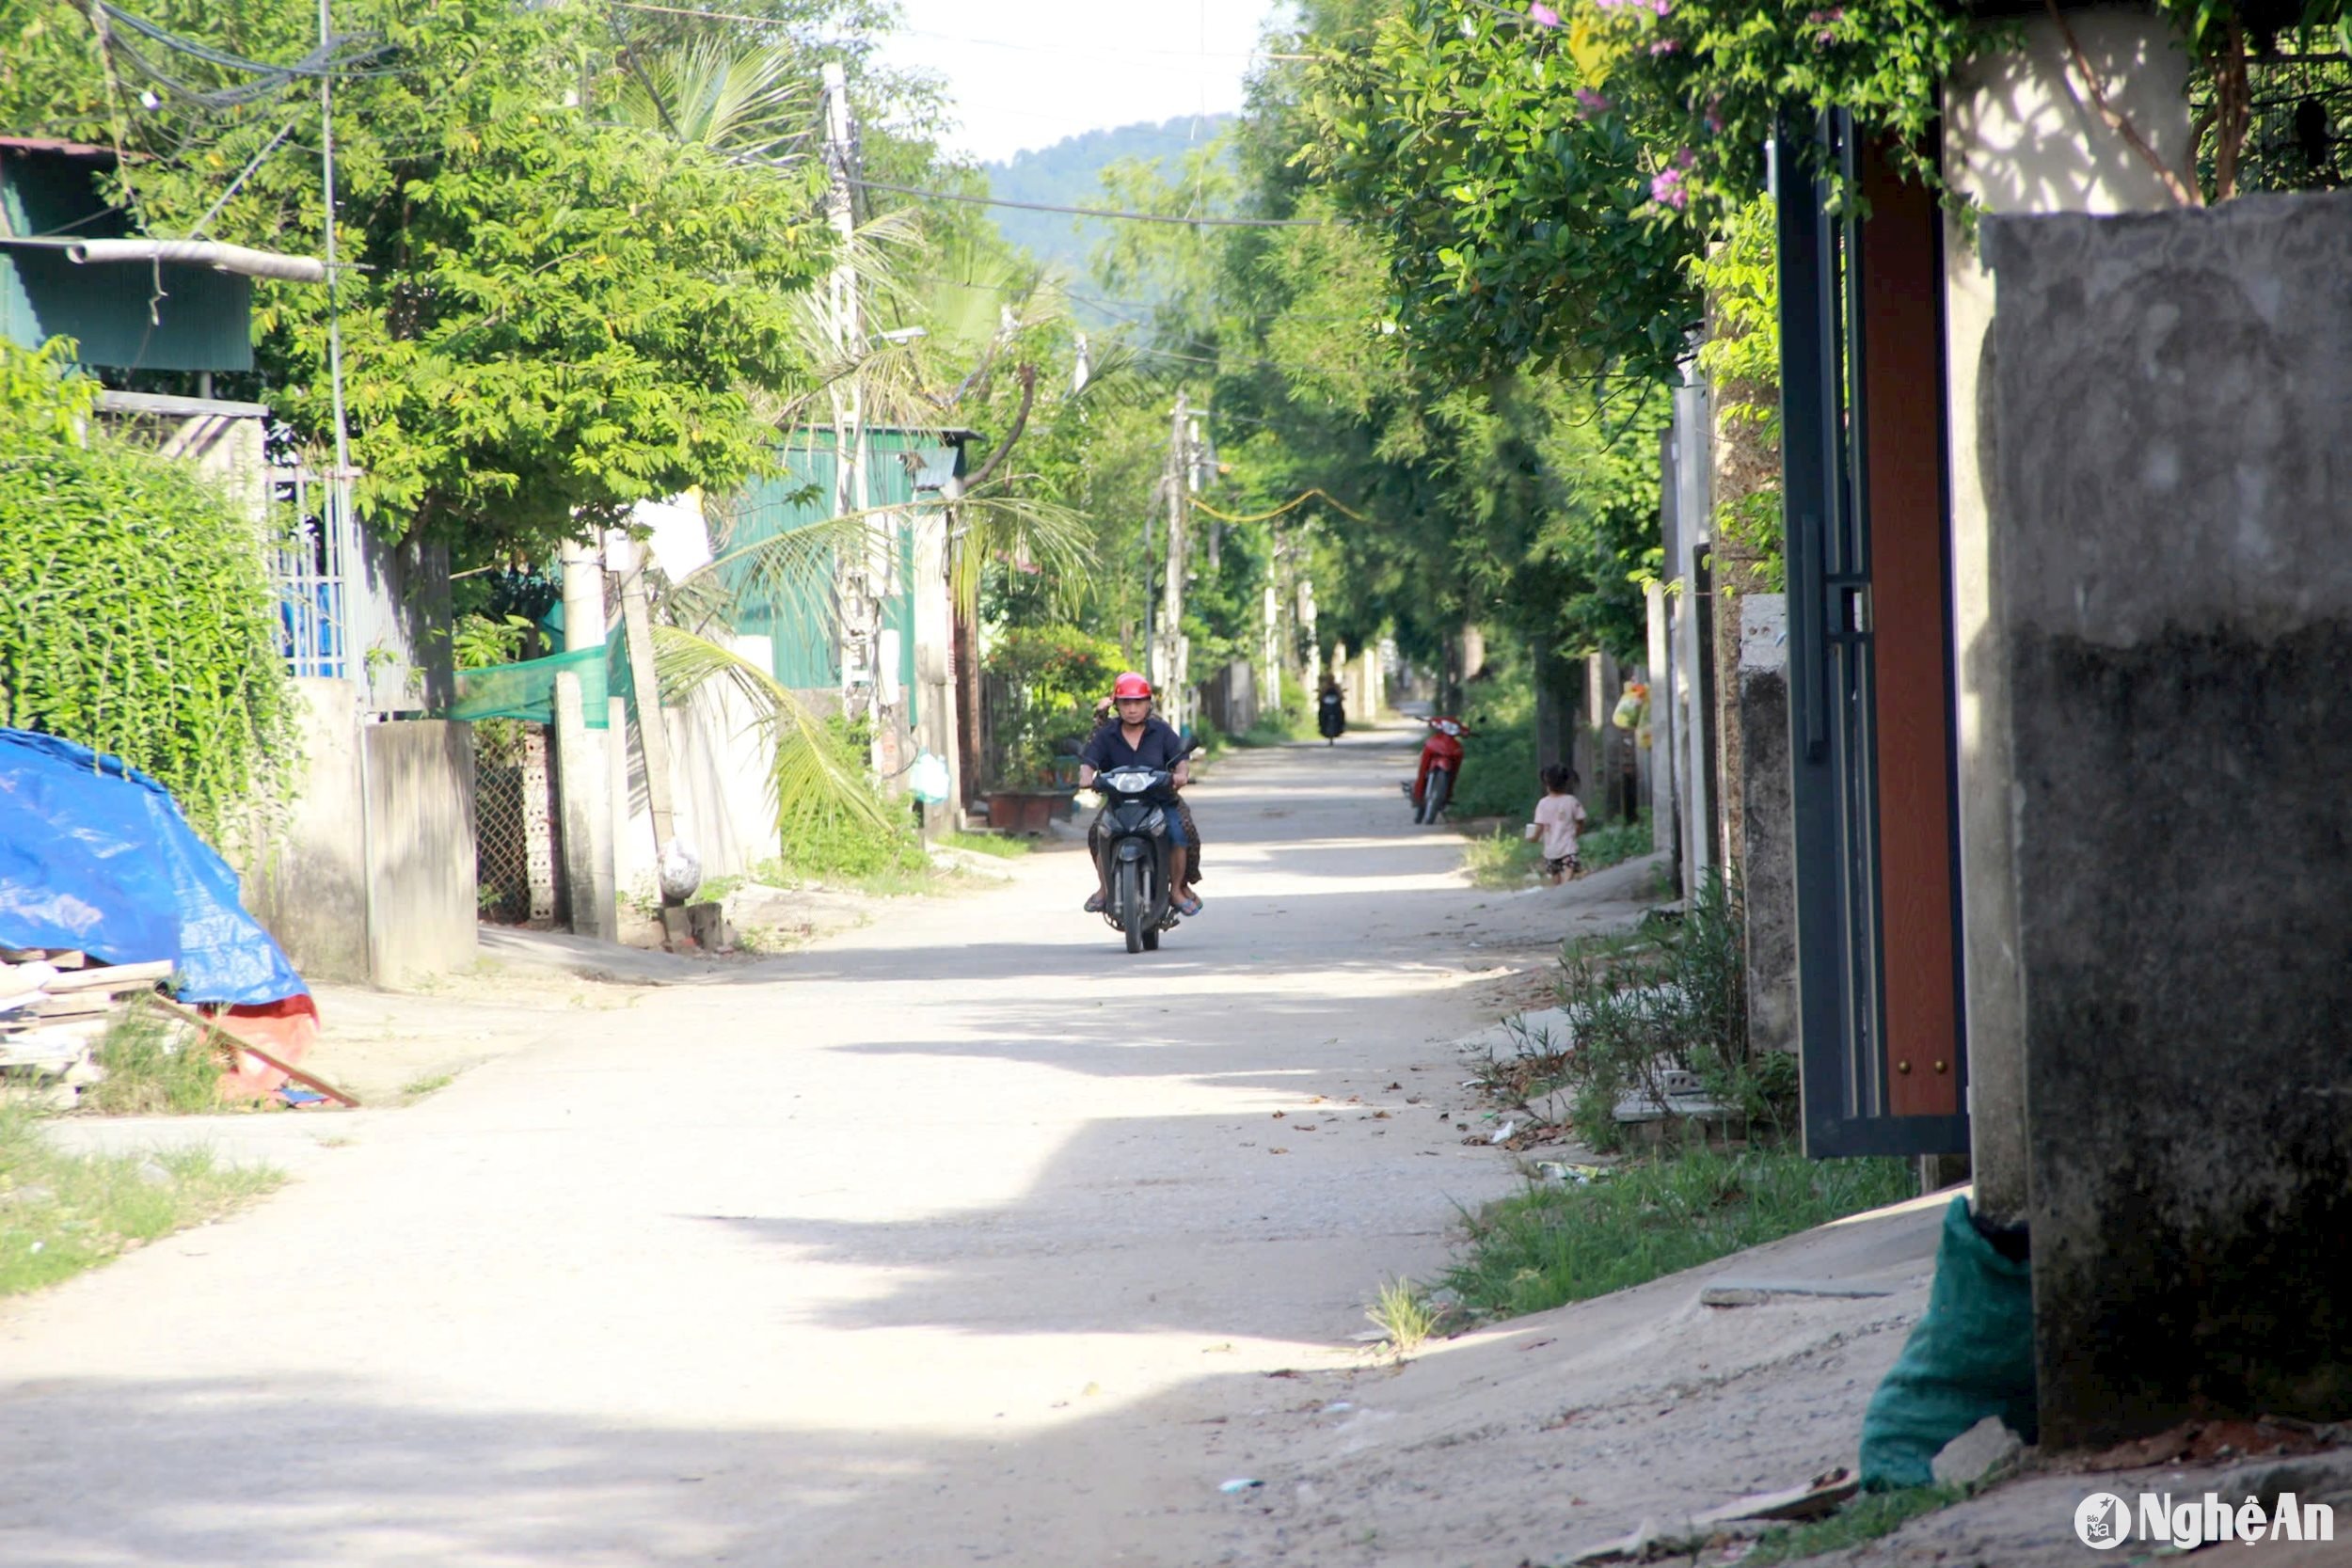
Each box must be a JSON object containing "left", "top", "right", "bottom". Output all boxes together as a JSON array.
[
  {"left": 26, "top": 995, "right": 118, "bottom": 1019},
  {"left": 42, "top": 960, "right": 174, "bottom": 993},
  {"left": 145, "top": 996, "right": 360, "bottom": 1108},
  {"left": 2, "top": 947, "right": 80, "bottom": 965}
]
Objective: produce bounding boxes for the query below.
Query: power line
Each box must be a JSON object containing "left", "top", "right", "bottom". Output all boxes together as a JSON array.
[
  {"left": 603, "top": 0, "right": 1266, "bottom": 62},
  {"left": 1189, "top": 486, "right": 1371, "bottom": 524},
  {"left": 852, "top": 177, "right": 1327, "bottom": 228}
]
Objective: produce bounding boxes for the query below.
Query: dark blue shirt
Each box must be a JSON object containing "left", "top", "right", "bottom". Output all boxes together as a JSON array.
[{"left": 1081, "top": 715, "right": 1186, "bottom": 773}]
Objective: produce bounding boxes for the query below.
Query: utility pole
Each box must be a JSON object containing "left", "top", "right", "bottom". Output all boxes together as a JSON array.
[
  {"left": 319, "top": 0, "right": 383, "bottom": 976},
  {"left": 1159, "top": 391, "right": 1190, "bottom": 733},
  {"left": 820, "top": 63, "right": 886, "bottom": 772},
  {"left": 611, "top": 533, "right": 685, "bottom": 929}
]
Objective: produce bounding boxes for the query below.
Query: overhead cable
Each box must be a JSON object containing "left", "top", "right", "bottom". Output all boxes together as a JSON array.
[
  {"left": 92, "top": 2, "right": 392, "bottom": 109},
  {"left": 603, "top": 1, "right": 1268, "bottom": 63},
  {"left": 851, "top": 178, "right": 1327, "bottom": 229},
  {"left": 1188, "top": 486, "right": 1371, "bottom": 525}
]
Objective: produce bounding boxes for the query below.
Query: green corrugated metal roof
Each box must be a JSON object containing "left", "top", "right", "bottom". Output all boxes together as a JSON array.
[
  {"left": 0, "top": 144, "right": 252, "bottom": 372},
  {"left": 724, "top": 430, "right": 966, "bottom": 704}
]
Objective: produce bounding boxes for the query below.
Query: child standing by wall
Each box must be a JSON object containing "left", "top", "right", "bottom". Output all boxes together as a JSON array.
[{"left": 1525, "top": 765, "right": 1588, "bottom": 886}]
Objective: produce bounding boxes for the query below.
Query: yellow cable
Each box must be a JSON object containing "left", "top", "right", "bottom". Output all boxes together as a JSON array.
[{"left": 1184, "top": 487, "right": 1372, "bottom": 525}]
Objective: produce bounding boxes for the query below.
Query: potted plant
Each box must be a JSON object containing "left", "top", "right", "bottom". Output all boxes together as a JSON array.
[{"left": 981, "top": 625, "right": 1121, "bottom": 833}]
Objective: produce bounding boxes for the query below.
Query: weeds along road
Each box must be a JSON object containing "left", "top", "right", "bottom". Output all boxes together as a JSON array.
[{"left": 0, "top": 724, "right": 1641, "bottom": 1568}]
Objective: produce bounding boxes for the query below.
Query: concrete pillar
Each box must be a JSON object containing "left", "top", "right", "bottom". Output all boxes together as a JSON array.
[
  {"left": 246, "top": 678, "right": 369, "bottom": 981},
  {"left": 1672, "top": 378, "right": 1716, "bottom": 894},
  {"left": 1943, "top": 4, "right": 2193, "bottom": 1229},
  {"left": 912, "top": 497, "right": 956, "bottom": 835},
  {"left": 362, "top": 721, "right": 477, "bottom": 986},
  {"left": 555, "top": 542, "right": 617, "bottom": 940},
  {"left": 1736, "top": 594, "right": 1795, "bottom": 1056},
  {"left": 1646, "top": 582, "right": 1676, "bottom": 858},
  {"left": 554, "top": 673, "right": 618, "bottom": 942},
  {"left": 1981, "top": 188, "right": 2352, "bottom": 1447}
]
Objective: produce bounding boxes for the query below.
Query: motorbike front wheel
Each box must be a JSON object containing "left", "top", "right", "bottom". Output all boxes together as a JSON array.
[
  {"left": 1118, "top": 859, "right": 1147, "bottom": 954},
  {"left": 1421, "top": 767, "right": 1452, "bottom": 823}
]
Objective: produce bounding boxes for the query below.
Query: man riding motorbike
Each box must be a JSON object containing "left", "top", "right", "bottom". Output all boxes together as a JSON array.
[
  {"left": 1077, "top": 673, "right": 1200, "bottom": 917},
  {"left": 1316, "top": 676, "right": 1345, "bottom": 744}
]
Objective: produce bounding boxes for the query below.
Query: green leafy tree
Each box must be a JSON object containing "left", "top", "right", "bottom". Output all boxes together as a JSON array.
[
  {"left": 1295, "top": 0, "right": 1700, "bottom": 386},
  {"left": 1, "top": 0, "right": 834, "bottom": 562}
]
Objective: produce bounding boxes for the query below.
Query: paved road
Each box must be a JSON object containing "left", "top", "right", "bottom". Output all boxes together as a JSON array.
[{"left": 0, "top": 727, "right": 1638, "bottom": 1567}]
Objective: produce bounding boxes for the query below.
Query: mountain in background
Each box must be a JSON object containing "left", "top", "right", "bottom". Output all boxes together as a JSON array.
[{"left": 980, "top": 115, "right": 1235, "bottom": 289}]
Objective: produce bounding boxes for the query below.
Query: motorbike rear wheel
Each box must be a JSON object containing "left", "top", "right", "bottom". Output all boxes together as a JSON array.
[
  {"left": 1421, "top": 766, "right": 1452, "bottom": 823},
  {"left": 1118, "top": 860, "right": 1146, "bottom": 954}
]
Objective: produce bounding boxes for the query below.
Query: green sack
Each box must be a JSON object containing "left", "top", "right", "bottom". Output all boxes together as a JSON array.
[{"left": 1858, "top": 1195, "right": 2038, "bottom": 1489}]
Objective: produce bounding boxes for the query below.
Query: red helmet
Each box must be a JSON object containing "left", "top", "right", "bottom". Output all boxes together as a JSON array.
[{"left": 1111, "top": 672, "right": 1152, "bottom": 700}]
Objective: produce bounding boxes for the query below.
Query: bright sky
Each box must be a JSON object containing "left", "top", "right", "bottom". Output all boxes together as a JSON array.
[{"left": 876, "top": 0, "right": 1295, "bottom": 164}]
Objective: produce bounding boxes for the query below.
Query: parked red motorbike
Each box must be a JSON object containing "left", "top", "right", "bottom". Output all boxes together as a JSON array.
[{"left": 1406, "top": 716, "right": 1470, "bottom": 824}]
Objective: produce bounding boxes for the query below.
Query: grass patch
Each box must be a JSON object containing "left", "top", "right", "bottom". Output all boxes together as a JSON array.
[
  {"left": 1740, "top": 1485, "right": 1966, "bottom": 1564},
  {"left": 1461, "top": 812, "right": 1657, "bottom": 889},
  {"left": 1365, "top": 1276, "right": 1440, "bottom": 1356},
  {"left": 761, "top": 858, "right": 970, "bottom": 898},
  {"left": 1465, "top": 829, "right": 1546, "bottom": 889},
  {"left": 937, "top": 830, "right": 1031, "bottom": 859},
  {"left": 401, "top": 1071, "right": 454, "bottom": 1101},
  {"left": 1578, "top": 812, "right": 1653, "bottom": 874},
  {"left": 1443, "top": 1147, "right": 1915, "bottom": 1320},
  {"left": 0, "top": 1104, "right": 282, "bottom": 1297},
  {"left": 78, "top": 999, "right": 225, "bottom": 1116},
  {"left": 1225, "top": 691, "right": 1322, "bottom": 748}
]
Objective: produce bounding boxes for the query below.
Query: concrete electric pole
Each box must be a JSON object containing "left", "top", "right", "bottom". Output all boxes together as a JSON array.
[
  {"left": 820, "top": 64, "right": 889, "bottom": 774},
  {"left": 1159, "top": 391, "right": 1190, "bottom": 731}
]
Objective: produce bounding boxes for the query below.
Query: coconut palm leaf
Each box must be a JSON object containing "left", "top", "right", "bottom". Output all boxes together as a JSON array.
[
  {"left": 946, "top": 490, "right": 1094, "bottom": 622},
  {"left": 612, "top": 37, "right": 816, "bottom": 165},
  {"left": 647, "top": 624, "right": 896, "bottom": 834}
]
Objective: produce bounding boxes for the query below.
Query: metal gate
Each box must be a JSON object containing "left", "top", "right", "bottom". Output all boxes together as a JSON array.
[{"left": 1777, "top": 112, "right": 1970, "bottom": 1158}]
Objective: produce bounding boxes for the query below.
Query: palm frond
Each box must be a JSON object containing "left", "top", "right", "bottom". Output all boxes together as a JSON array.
[
  {"left": 648, "top": 625, "right": 896, "bottom": 833},
  {"left": 947, "top": 491, "right": 1096, "bottom": 622},
  {"left": 612, "top": 37, "right": 816, "bottom": 165}
]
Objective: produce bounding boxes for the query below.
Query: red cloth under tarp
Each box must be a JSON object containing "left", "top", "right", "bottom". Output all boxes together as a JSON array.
[{"left": 212, "top": 994, "right": 321, "bottom": 1099}]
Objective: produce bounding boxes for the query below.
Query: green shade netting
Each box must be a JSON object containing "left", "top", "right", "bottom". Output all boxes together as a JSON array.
[{"left": 449, "top": 632, "right": 634, "bottom": 729}]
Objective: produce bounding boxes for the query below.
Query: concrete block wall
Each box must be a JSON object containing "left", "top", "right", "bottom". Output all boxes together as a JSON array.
[
  {"left": 1983, "top": 188, "right": 2352, "bottom": 1448},
  {"left": 248, "top": 678, "right": 369, "bottom": 982},
  {"left": 246, "top": 681, "right": 477, "bottom": 988},
  {"left": 363, "top": 719, "right": 476, "bottom": 986}
]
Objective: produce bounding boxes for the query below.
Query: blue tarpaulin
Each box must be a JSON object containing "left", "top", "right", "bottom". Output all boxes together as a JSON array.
[{"left": 0, "top": 728, "right": 307, "bottom": 1006}]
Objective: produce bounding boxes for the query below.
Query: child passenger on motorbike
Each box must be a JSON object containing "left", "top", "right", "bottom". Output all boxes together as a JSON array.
[{"left": 1077, "top": 673, "right": 1201, "bottom": 917}]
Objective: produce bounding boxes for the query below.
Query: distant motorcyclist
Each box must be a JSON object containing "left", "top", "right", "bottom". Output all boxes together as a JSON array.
[
  {"left": 1317, "top": 675, "right": 1345, "bottom": 744},
  {"left": 1077, "top": 673, "right": 1200, "bottom": 916}
]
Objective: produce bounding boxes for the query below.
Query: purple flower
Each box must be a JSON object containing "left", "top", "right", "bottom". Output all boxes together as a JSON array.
[
  {"left": 1650, "top": 166, "right": 1689, "bottom": 209},
  {"left": 1574, "top": 87, "right": 1612, "bottom": 119},
  {"left": 1528, "top": 1, "right": 1561, "bottom": 26},
  {"left": 1648, "top": 37, "right": 1678, "bottom": 55},
  {"left": 1651, "top": 0, "right": 1673, "bottom": 13}
]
